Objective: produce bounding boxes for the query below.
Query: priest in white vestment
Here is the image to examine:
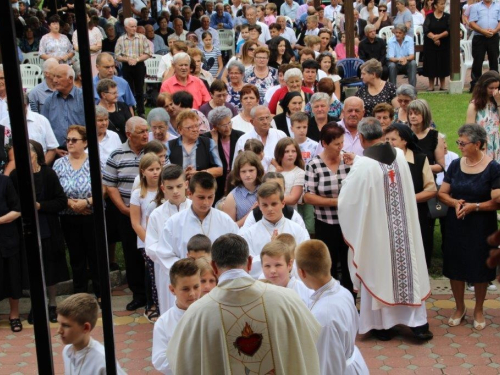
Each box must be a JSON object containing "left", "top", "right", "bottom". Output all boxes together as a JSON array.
[
  {"left": 338, "top": 118, "right": 433, "bottom": 341},
  {"left": 166, "top": 234, "right": 322, "bottom": 375}
]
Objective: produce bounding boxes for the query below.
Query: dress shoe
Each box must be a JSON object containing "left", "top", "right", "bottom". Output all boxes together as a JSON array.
[
  {"left": 126, "top": 299, "right": 146, "bottom": 311},
  {"left": 48, "top": 305, "right": 58, "bottom": 323},
  {"left": 448, "top": 310, "right": 466, "bottom": 327},
  {"left": 411, "top": 323, "right": 433, "bottom": 340},
  {"left": 371, "top": 329, "right": 392, "bottom": 341}
]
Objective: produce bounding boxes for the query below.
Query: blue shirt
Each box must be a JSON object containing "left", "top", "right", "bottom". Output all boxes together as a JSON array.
[
  {"left": 469, "top": 1, "right": 500, "bottom": 36},
  {"left": 28, "top": 80, "right": 55, "bottom": 113},
  {"left": 41, "top": 86, "right": 86, "bottom": 147},
  {"left": 93, "top": 75, "right": 137, "bottom": 107},
  {"left": 280, "top": 2, "right": 300, "bottom": 20},
  {"left": 232, "top": 185, "right": 259, "bottom": 221},
  {"left": 387, "top": 35, "right": 415, "bottom": 59},
  {"left": 210, "top": 12, "right": 234, "bottom": 29}
]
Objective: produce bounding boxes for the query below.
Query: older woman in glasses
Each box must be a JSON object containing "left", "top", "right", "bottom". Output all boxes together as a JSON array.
[
  {"left": 244, "top": 46, "right": 279, "bottom": 105},
  {"left": 438, "top": 124, "right": 500, "bottom": 331},
  {"left": 147, "top": 108, "right": 172, "bottom": 147},
  {"left": 394, "top": 84, "right": 417, "bottom": 124},
  {"left": 97, "top": 78, "right": 132, "bottom": 142}
]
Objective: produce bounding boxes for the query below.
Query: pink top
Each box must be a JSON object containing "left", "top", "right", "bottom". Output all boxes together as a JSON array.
[
  {"left": 334, "top": 43, "right": 358, "bottom": 60},
  {"left": 264, "top": 15, "right": 277, "bottom": 26},
  {"left": 159, "top": 75, "right": 211, "bottom": 109}
]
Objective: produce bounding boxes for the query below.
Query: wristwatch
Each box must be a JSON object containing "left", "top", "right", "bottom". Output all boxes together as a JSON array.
[{"left": 476, "top": 202, "right": 480, "bottom": 212}]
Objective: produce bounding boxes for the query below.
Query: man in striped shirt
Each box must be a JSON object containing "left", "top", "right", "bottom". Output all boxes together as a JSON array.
[{"left": 103, "top": 116, "right": 148, "bottom": 311}]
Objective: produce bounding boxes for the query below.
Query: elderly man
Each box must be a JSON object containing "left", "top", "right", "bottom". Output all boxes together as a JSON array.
[
  {"left": 233, "top": 105, "right": 287, "bottom": 161},
  {"left": 101, "top": 5, "right": 118, "bottom": 26},
  {"left": 41, "top": 64, "right": 85, "bottom": 156},
  {"left": 359, "top": 24, "right": 388, "bottom": 79},
  {"left": 159, "top": 53, "right": 211, "bottom": 110},
  {"left": 338, "top": 118, "right": 433, "bottom": 342},
  {"left": 387, "top": 24, "right": 417, "bottom": 88},
  {"left": 103, "top": 116, "right": 149, "bottom": 311},
  {"left": 238, "top": 7, "right": 271, "bottom": 44},
  {"left": 276, "top": 16, "right": 297, "bottom": 46},
  {"left": 166, "top": 234, "right": 322, "bottom": 375},
  {"left": 210, "top": 3, "right": 233, "bottom": 29},
  {"left": 324, "top": 0, "right": 342, "bottom": 22},
  {"left": 469, "top": 0, "right": 500, "bottom": 91},
  {"left": 28, "top": 58, "right": 58, "bottom": 114},
  {"left": 115, "top": 17, "right": 151, "bottom": 118},
  {"left": 280, "top": 0, "right": 300, "bottom": 21},
  {"left": 182, "top": 5, "right": 200, "bottom": 32},
  {"left": 137, "top": 26, "right": 155, "bottom": 54},
  {"left": 194, "top": 15, "right": 220, "bottom": 48},
  {"left": 169, "top": 18, "right": 188, "bottom": 42},
  {"left": 145, "top": 24, "right": 167, "bottom": 52},
  {"left": 93, "top": 52, "right": 136, "bottom": 114},
  {"left": 1, "top": 92, "right": 58, "bottom": 164}
]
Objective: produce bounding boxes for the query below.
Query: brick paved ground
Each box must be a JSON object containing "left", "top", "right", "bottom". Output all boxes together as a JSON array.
[{"left": 1, "top": 281, "right": 500, "bottom": 374}]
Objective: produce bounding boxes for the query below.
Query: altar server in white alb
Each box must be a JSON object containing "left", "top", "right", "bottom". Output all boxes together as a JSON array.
[
  {"left": 260, "top": 240, "right": 313, "bottom": 305},
  {"left": 157, "top": 172, "right": 239, "bottom": 280},
  {"left": 166, "top": 234, "right": 322, "bottom": 375},
  {"left": 145, "top": 165, "right": 191, "bottom": 314},
  {"left": 152, "top": 258, "right": 201, "bottom": 374},
  {"left": 296, "top": 240, "right": 369, "bottom": 375},
  {"left": 338, "top": 118, "right": 433, "bottom": 342},
  {"left": 240, "top": 181, "right": 310, "bottom": 278},
  {"left": 58, "top": 294, "right": 126, "bottom": 375}
]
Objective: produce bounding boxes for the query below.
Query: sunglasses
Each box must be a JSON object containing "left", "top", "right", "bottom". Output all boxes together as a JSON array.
[
  {"left": 66, "top": 138, "right": 83, "bottom": 144},
  {"left": 380, "top": 9, "right": 387, "bottom": 12}
]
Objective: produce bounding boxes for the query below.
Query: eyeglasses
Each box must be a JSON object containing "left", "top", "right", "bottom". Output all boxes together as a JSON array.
[
  {"left": 217, "top": 120, "right": 232, "bottom": 129},
  {"left": 66, "top": 138, "right": 83, "bottom": 144},
  {"left": 255, "top": 56, "right": 269, "bottom": 60},
  {"left": 456, "top": 140, "right": 473, "bottom": 147},
  {"left": 397, "top": 98, "right": 411, "bottom": 104},
  {"left": 183, "top": 124, "right": 201, "bottom": 132}
]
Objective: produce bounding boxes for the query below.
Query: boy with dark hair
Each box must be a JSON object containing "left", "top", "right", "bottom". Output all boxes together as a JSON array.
[{"left": 187, "top": 234, "right": 212, "bottom": 260}]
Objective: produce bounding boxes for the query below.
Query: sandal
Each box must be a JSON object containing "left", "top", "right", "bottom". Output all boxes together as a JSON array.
[
  {"left": 147, "top": 309, "right": 160, "bottom": 323},
  {"left": 9, "top": 318, "right": 23, "bottom": 333}
]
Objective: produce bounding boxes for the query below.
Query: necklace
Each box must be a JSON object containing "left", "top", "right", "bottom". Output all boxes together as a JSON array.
[
  {"left": 70, "top": 341, "right": 91, "bottom": 375},
  {"left": 465, "top": 151, "right": 484, "bottom": 167}
]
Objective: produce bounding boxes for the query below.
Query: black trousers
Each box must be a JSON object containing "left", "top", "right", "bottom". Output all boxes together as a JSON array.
[
  {"left": 471, "top": 34, "right": 499, "bottom": 84},
  {"left": 60, "top": 215, "right": 100, "bottom": 297},
  {"left": 315, "top": 219, "right": 355, "bottom": 299},
  {"left": 118, "top": 212, "right": 146, "bottom": 301},
  {"left": 122, "top": 61, "right": 146, "bottom": 115}
]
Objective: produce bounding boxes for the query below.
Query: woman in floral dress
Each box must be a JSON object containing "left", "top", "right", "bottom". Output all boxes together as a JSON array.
[{"left": 243, "top": 46, "right": 278, "bottom": 105}]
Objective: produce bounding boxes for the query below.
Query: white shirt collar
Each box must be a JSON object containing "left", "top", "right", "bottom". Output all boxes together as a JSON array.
[
  {"left": 262, "top": 215, "right": 286, "bottom": 229},
  {"left": 310, "top": 277, "right": 336, "bottom": 302},
  {"left": 218, "top": 268, "right": 249, "bottom": 284}
]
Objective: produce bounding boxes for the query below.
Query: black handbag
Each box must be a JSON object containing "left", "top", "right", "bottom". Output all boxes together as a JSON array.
[{"left": 427, "top": 185, "right": 448, "bottom": 218}]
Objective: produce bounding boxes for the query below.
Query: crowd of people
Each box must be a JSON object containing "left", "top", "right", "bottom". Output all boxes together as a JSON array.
[{"left": 2, "top": 0, "right": 500, "bottom": 373}]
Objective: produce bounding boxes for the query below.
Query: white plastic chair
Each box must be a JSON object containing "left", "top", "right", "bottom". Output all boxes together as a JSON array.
[
  {"left": 219, "top": 29, "right": 235, "bottom": 57},
  {"left": 460, "top": 39, "right": 472, "bottom": 91},
  {"left": 20, "top": 64, "right": 42, "bottom": 91},
  {"left": 145, "top": 55, "right": 162, "bottom": 84},
  {"left": 459, "top": 23, "right": 468, "bottom": 42},
  {"left": 283, "top": 16, "right": 294, "bottom": 28},
  {"left": 23, "top": 52, "right": 43, "bottom": 68},
  {"left": 378, "top": 26, "right": 394, "bottom": 41},
  {"left": 414, "top": 25, "right": 424, "bottom": 65}
]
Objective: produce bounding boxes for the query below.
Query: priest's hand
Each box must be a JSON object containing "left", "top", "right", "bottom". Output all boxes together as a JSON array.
[
  {"left": 342, "top": 152, "right": 355, "bottom": 165},
  {"left": 487, "top": 230, "right": 500, "bottom": 281}
]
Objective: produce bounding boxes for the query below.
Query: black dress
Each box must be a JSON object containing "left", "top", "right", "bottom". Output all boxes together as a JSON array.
[
  {"left": 355, "top": 81, "right": 397, "bottom": 117},
  {"left": 443, "top": 159, "right": 500, "bottom": 283},
  {"left": 108, "top": 101, "right": 132, "bottom": 142},
  {"left": 416, "top": 129, "right": 439, "bottom": 168},
  {"left": 423, "top": 12, "right": 450, "bottom": 78},
  {"left": 307, "top": 115, "right": 339, "bottom": 142}
]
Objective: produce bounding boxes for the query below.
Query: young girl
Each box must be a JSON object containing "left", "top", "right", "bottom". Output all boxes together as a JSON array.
[
  {"left": 130, "top": 153, "right": 162, "bottom": 323},
  {"left": 196, "top": 257, "right": 218, "bottom": 297},
  {"left": 223, "top": 151, "right": 264, "bottom": 227},
  {"left": 334, "top": 32, "right": 359, "bottom": 60},
  {"left": 256, "top": 5, "right": 266, "bottom": 23},
  {"left": 268, "top": 137, "right": 305, "bottom": 209},
  {"left": 264, "top": 3, "right": 277, "bottom": 25},
  {"left": 244, "top": 138, "right": 272, "bottom": 172},
  {"left": 316, "top": 52, "right": 341, "bottom": 100},
  {"left": 201, "top": 31, "right": 223, "bottom": 79}
]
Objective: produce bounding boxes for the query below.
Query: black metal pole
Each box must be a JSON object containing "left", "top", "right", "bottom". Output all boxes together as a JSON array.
[
  {"left": 0, "top": 3, "right": 54, "bottom": 375},
  {"left": 74, "top": 3, "right": 117, "bottom": 375}
]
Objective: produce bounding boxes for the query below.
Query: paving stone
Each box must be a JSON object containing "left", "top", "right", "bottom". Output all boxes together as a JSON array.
[{"left": 379, "top": 365, "right": 392, "bottom": 371}]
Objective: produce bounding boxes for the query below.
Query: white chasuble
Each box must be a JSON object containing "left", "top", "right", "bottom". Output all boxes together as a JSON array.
[
  {"left": 166, "top": 272, "right": 321, "bottom": 375},
  {"left": 338, "top": 147, "right": 430, "bottom": 331}
]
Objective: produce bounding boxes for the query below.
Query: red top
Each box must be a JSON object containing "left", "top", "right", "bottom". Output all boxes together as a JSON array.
[{"left": 268, "top": 86, "right": 314, "bottom": 114}]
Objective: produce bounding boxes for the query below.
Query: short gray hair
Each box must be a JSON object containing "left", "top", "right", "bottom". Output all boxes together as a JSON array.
[
  {"left": 42, "top": 58, "right": 58, "bottom": 72},
  {"left": 173, "top": 52, "right": 191, "bottom": 65},
  {"left": 227, "top": 60, "right": 245, "bottom": 75},
  {"left": 457, "top": 124, "right": 487, "bottom": 148},
  {"left": 95, "top": 105, "right": 109, "bottom": 118},
  {"left": 394, "top": 23, "right": 408, "bottom": 34},
  {"left": 310, "top": 92, "right": 330, "bottom": 106},
  {"left": 364, "top": 24, "right": 376, "bottom": 34},
  {"left": 250, "top": 105, "right": 269, "bottom": 119},
  {"left": 200, "top": 15, "right": 210, "bottom": 22},
  {"left": 124, "top": 17, "right": 137, "bottom": 27},
  {"left": 104, "top": 22, "right": 115, "bottom": 30},
  {"left": 284, "top": 68, "right": 303, "bottom": 82},
  {"left": 396, "top": 83, "right": 417, "bottom": 99},
  {"left": 358, "top": 117, "right": 383, "bottom": 141},
  {"left": 208, "top": 106, "right": 233, "bottom": 127},
  {"left": 72, "top": 61, "right": 80, "bottom": 78},
  {"left": 147, "top": 107, "right": 170, "bottom": 125},
  {"left": 125, "top": 116, "right": 147, "bottom": 133}
]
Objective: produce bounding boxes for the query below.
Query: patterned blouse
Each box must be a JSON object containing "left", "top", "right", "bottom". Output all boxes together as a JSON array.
[
  {"left": 244, "top": 67, "right": 278, "bottom": 105},
  {"left": 39, "top": 33, "right": 74, "bottom": 63},
  {"left": 227, "top": 82, "right": 242, "bottom": 112},
  {"left": 53, "top": 156, "right": 92, "bottom": 216},
  {"left": 304, "top": 155, "right": 350, "bottom": 225}
]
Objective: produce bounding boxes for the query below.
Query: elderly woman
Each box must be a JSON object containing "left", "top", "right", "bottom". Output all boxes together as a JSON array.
[
  {"left": 408, "top": 99, "right": 445, "bottom": 175},
  {"left": 394, "top": 84, "right": 417, "bottom": 124},
  {"left": 97, "top": 78, "right": 132, "bottom": 142},
  {"left": 11, "top": 140, "right": 69, "bottom": 324},
  {"left": 304, "top": 78, "right": 343, "bottom": 120},
  {"left": 438, "top": 124, "right": 500, "bottom": 331},
  {"left": 307, "top": 93, "right": 339, "bottom": 142},
  {"left": 156, "top": 92, "right": 179, "bottom": 139},
  {"left": 268, "top": 68, "right": 314, "bottom": 114},
  {"left": 53, "top": 126, "right": 101, "bottom": 303},
  {"left": 393, "top": 0, "right": 414, "bottom": 36},
  {"left": 203, "top": 106, "right": 245, "bottom": 203},
  {"left": 39, "top": 15, "right": 74, "bottom": 63},
  {"left": 355, "top": 59, "right": 398, "bottom": 117},
  {"left": 232, "top": 84, "right": 260, "bottom": 133},
  {"left": 72, "top": 12, "right": 103, "bottom": 77},
  {"left": 167, "top": 109, "right": 223, "bottom": 180},
  {"left": 274, "top": 92, "right": 304, "bottom": 137},
  {"left": 226, "top": 60, "right": 246, "bottom": 112},
  {"left": 373, "top": 102, "right": 395, "bottom": 131},
  {"left": 385, "top": 123, "right": 437, "bottom": 267},
  {"left": 304, "top": 122, "right": 354, "bottom": 297},
  {"left": 244, "top": 46, "right": 279, "bottom": 105},
  {"left": 147, "top": 108, "right": 172, "bottom": 147}
]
